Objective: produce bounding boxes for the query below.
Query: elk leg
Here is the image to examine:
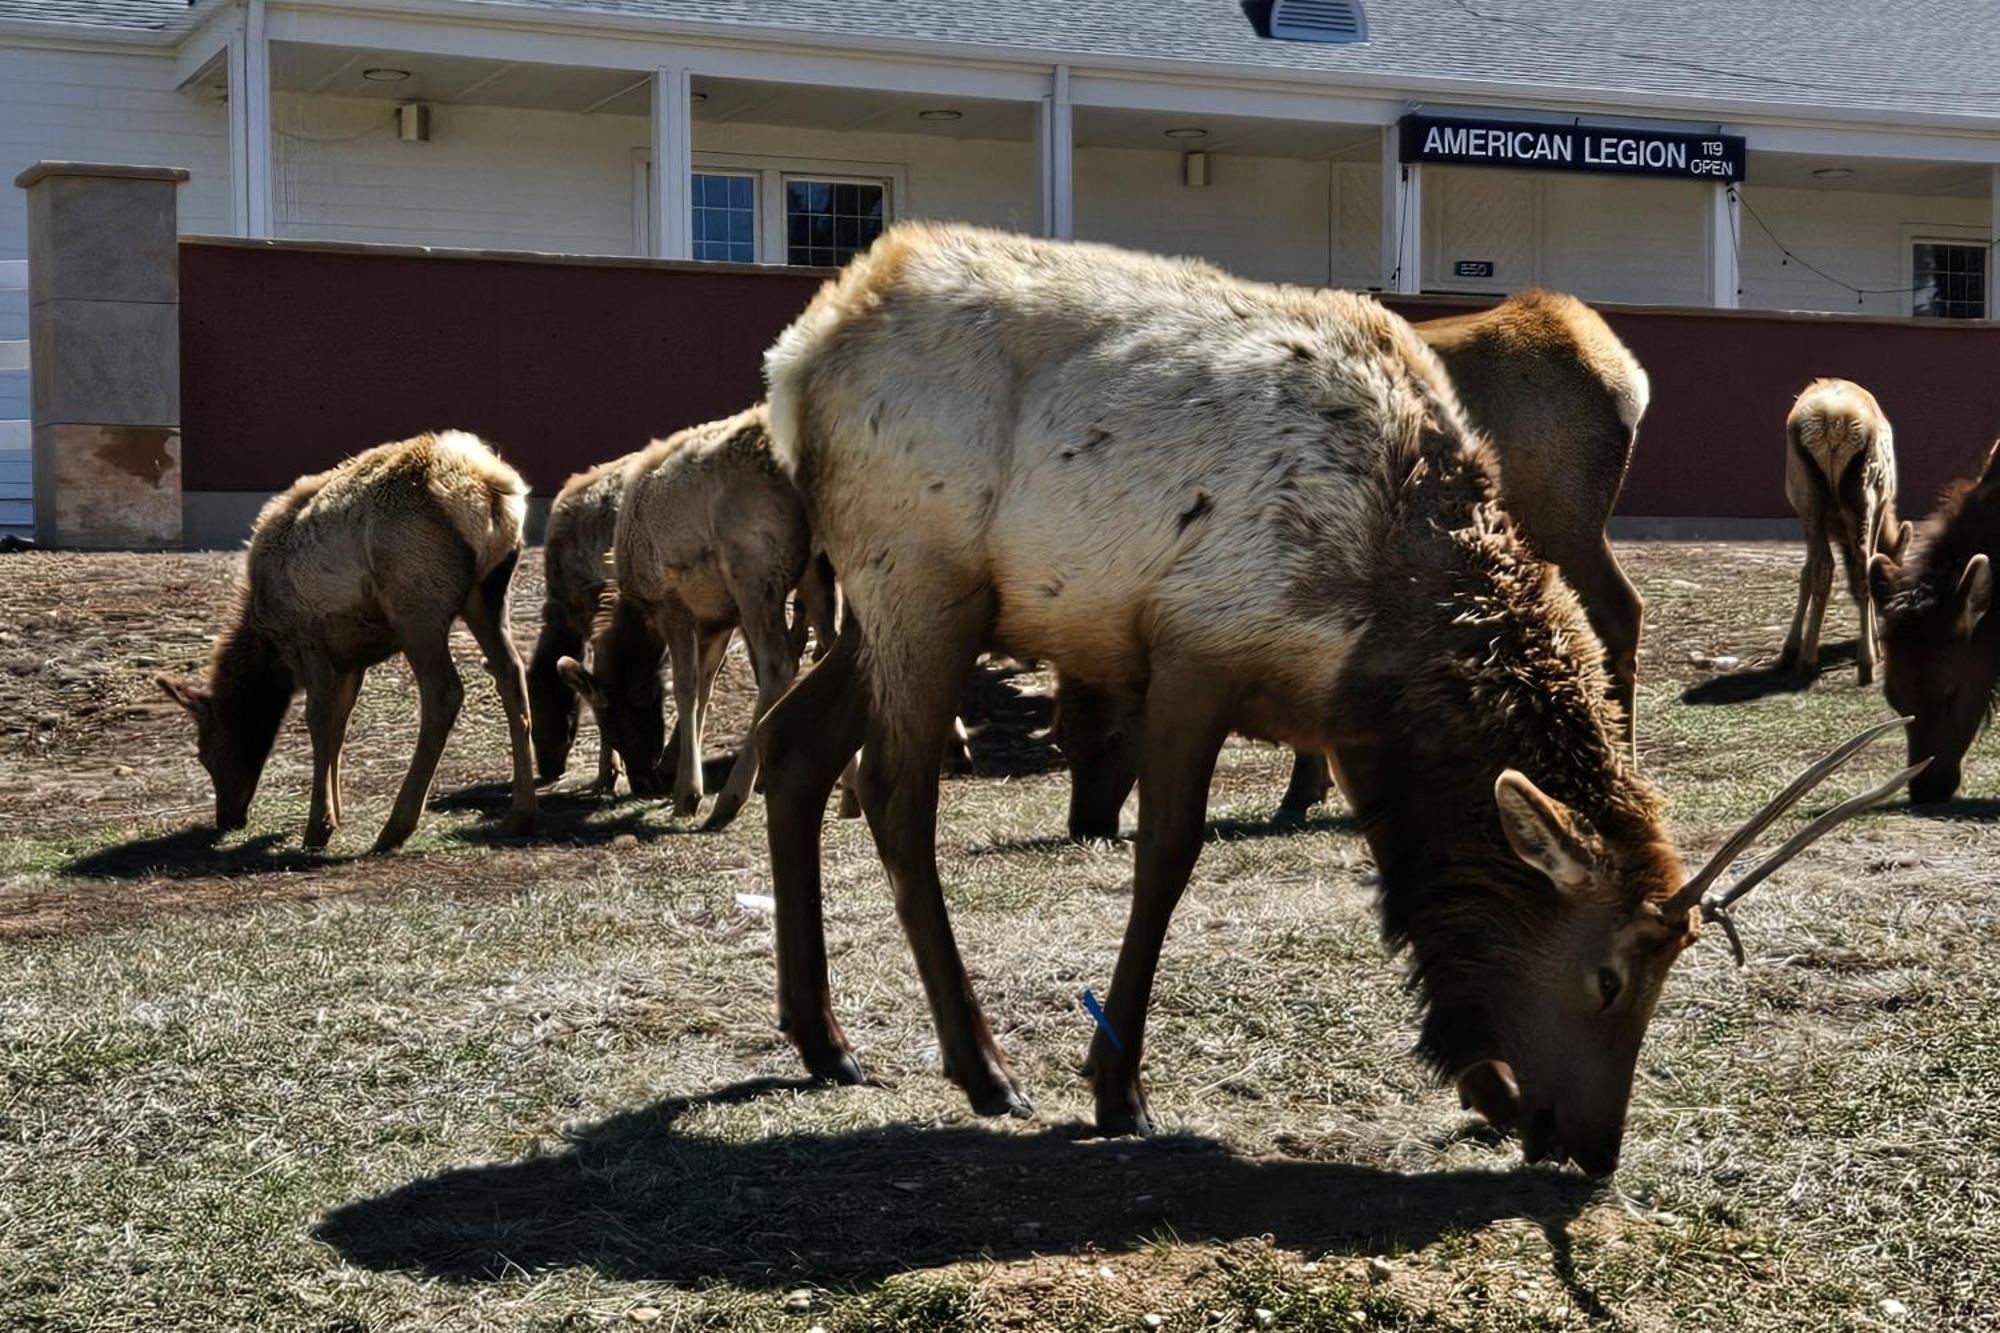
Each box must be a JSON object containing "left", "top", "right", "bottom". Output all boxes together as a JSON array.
[
  {"left": 374, "top": 628, "right": 463, "bottom": 853},
  {"left": 302, "top": 661, "right": 341, "bottom": 851},
  {"left": 854, "top": 592, "right": 1025, "bottom": 1116},
  {"left": 662, "top": 606, "right": 705, "bottom": 818},
  {"left": 1089, "top": 662, "right": 1234, "bottom": 1136},
  {"left": 1780, "top": 531, "right": 1831, "bottom": 678},
  {"left": 760, "top": 616, "right": 869, "bottom": 1084},
  {"left": 1562, "top": 535, "right": 1645, "bottom": 764},
  {"left": 1844, "top": 522, "right": 1879, "bottom": 685},
  {"left": 1053, "top": 673, "right": 1138, "bottom": 841},
  {"left": 462, "top": 551, "right": 538, "bottom": 836},
  {"left": 1276, "top": 749, "right": 1334, "bottom": 823},
  {"left": 705, "top": 586, "right": 796, "bottom": 832},
  {"left": 836, "top": 755, "right": 861, "bottom": 819},
  {"left": 325, "top": 666, "right": 364, "bottom": 829}
]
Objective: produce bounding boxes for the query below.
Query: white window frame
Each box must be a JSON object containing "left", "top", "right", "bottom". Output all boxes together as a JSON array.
[
  {"left": 1901, "top": 223, "right": 1989, "bottom": 319},
  {"left": 632, "top": 149, "right": 905, "bottom": 264},
  {"left": 688, "top": 167, "right": 761, "bottom": 265}
]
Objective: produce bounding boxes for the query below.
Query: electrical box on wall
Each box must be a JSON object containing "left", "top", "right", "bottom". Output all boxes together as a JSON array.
[
  {"left": 397, "top": 103, "right": 432, "bottom": 142},
  {"left": 1183, "top": 151, "right": 1210, "bottom": 188}
]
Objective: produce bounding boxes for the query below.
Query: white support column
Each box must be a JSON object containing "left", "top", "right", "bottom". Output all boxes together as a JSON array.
[
  {"left": 1039, "top": 65, "right": 1073, "bottom": 239},
  {"left": 1987, "top": 166, "right": 1999, "bottom": 319},
  {"left": 1380, "top": 125, "right": 1420, "bottom": 294},
  {"left": 1709, "top": 181, "right": 1741, "bottom": 309},
  {"left": 651, "top": 66, "right": 693, "bottom": 260},
  {"left": 242, "top": 0, "right": 273, "bottom": 238}
]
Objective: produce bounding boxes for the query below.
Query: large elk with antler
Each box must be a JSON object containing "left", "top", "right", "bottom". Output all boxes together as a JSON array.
[
  {"left": 756, "top": 223, "right": 1920, "bottom": 1175},
  {"left": 1872, "top": 440, "right": 1998, "bottom": 803},
  {"left": 1060, "top": 288, "right": 1650, "bottom": 836},
  {"left": 157, "top": 431, "right": 539, "bottom": 852}
]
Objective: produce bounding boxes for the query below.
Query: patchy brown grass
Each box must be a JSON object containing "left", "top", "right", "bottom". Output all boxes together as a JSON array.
[{"left": 0, "top": 541, "right": 1995, "bottom": 1331}]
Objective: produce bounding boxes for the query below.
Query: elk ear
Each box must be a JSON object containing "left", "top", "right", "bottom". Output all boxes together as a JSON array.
[
  {"left": 1983, "top": 438, "right": 2000, "bottom": 482},
  {"left": 1955, "top": 554, "right": 1992, "bottom": 640},
  {"left": 1868, "top": 551, "right": 1901, "bottom": 609},
  {"left": 154, "top": 673, "right": 210, "bottom": 721},
  {"left": 1887, "top": 520, "right": 1914, "bottom": 562},
  {"left": 556, "top": 656, "right": 607, "bottom": 708},
  {"left": 1494, "top": 770, "right": 1594, "bottom": 892}
]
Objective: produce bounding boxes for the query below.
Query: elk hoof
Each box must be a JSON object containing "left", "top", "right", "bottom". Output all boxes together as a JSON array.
[
  {"left": 1093, "top": 1088, "right": 1153, "bottom": 1138},
  {"left": 371, "top": 827, "right": 414, "bottom": 855},
  {"left": 303, "top": 824, "right": 334, "bottom": 852},
  {"left": 700, "top": 795, "right": 744, "bottom": 832},
  {"left": 968, "top": 1078, "right": 1034, "bottom": 1120},
  {"left": 1270, "top": 800, "right": 1313, "bottom": 828},
  {"left": 672, "top": 792, "right": 702, "bottom": 819},
  {"left": 805, "top": 1047, "right": 867, "bottom": 1087},
  {"left": 506, "top": 807, "right": 537, "bottom": 837}
]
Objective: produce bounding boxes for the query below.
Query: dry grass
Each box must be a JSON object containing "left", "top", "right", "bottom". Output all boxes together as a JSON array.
[{"left": 0, "top": 541, "right": 1996, "bottom": 1331}]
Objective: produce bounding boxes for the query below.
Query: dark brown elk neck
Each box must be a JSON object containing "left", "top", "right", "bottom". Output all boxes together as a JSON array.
[
  {"left": 1327, "top": 437, "right": 1661, "bottom": 1074},
  {"left": 207, "top": 617, "right": 296, "bottom": 767}
]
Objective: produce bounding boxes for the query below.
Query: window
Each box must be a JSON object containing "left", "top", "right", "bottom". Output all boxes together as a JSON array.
[
  {"left": 692, "top": 172, "right": 756, "bottom": 264},
  {"left": 786, "top": 178, "right": 886, "bottom": 268},
  {"left": 633, "top": 153, "right": 900, "bottom": 264},
  {"left": 1913, "top": 241, "right": 1987, "bottom": 320}
]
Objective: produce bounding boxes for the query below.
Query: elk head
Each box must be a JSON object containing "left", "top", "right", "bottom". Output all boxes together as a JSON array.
[
  {"left": 1464, "top": 718, "right": 1926, "bottom": 1176},
  {"left": 527, "top": 616, "right": 584, "bottom": 782},
  {"left": 1874, "top": 549, "right": 1993, "bottom": 804},
  {"left": 155, "top": 673, "right": 261, "bottom": 831}
]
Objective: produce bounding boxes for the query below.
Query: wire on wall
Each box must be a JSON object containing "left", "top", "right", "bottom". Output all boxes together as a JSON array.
[{"left": 1732, "top": 185, "right": 2000, "bottom": 304}]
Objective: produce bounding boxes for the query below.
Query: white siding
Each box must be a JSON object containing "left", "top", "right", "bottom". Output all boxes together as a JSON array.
[
  {"left": 1073, "top": 146, "right": 1332, "bottom": 286},
  {"left": 1423, "top": 167, "right": 1709, "bottom": 306},
  {"left": 275, "top": 92, "right": 649, "bottom": 254},
  {"left": 1737, "top": 184, "right": 1989, "bottom": 316},
  {"left": 0, "top": 44, "right": 231, "bottom": 261}
]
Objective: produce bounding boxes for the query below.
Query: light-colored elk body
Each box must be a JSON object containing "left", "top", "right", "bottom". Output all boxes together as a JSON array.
[
  {"left": 758, "top": 223, "right": 1702, "bottom": 1174},
  {"left": 156, "top": 431, "right": 538, "bottom": 851},
  {"left": 1064, "top": 289, "right": 1651, "bottom": 834},
  {"left": 560, "top": 405, "right": 834, "bottom": 829},
  {"left": 1779, "top": 377, "right": 1908, "bottom": 684},
  {"left": 527, "top": 453, "right": 630, "bottom": 789}
]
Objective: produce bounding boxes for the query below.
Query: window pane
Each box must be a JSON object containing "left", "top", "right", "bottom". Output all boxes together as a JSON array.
[
  {"left": 782, "top": 177, "right": 890, "bottom": 268},
  {"left": 690, "top": 173, "right": 758, "bottom": 264},
  {"left": 1914, "top": 241, "right": 1987, "bottom": 319}
]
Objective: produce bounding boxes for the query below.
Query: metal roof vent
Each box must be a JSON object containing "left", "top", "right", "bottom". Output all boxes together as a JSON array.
[{"left": 1242, "top": 0, "right": 1369, "bottom": 44}]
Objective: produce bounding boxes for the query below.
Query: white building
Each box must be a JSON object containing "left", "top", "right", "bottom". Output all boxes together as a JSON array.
[{"left": 4, "top": 0, "right": 1999, "bottom": 533}]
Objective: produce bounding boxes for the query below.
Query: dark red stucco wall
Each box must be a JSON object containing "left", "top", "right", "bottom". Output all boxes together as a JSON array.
[{"left": 180, "top": 240, "right": 2000, "bottom": 518}]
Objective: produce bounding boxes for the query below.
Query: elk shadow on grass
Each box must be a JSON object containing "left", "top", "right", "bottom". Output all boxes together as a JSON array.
[
  {"left": 1906, "top": 795, "right": 2000, "bottom": 823},
  {"left": 62, "top": 827, "right": 347, "bottom": 880},
  {"left": 1679, "top": 641, "right": 1861, "bottom": 706},
  {"left": 435, "top": 755, "right": 745, "bottom": 848},
  {"left": 316, "top": 1076, "right": 1600, "bottom": 1296}
]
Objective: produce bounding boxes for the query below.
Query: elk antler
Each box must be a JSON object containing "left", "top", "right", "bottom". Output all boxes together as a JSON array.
[{"left": 1668, "top": 717, "right": 1930, "bottom": 966}]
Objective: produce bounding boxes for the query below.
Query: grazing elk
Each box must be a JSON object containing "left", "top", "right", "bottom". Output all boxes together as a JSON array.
[
  {"left": 1060, "top": 289, "right": 1651, "bottom": 836},
  {"left": 1872, "top": 440, "right": 1999, "bottom": 803},
  {"left": 756, "top": 223, "right": 1919, "bottom": 1175},
  {"left": 157, "top": 431, "right": 538, "bottom": 852},
  {"left": 558, "top": 406, "right": 836, "bottom": 830},
  {"left": 527, "top": 453, "right": 639, "bottom": 792},
  {"left": 1778, "top": 378, "right": 1910, "bottom": 685}
]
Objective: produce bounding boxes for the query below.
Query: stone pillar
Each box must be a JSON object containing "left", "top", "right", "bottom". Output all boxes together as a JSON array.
[{"left": 14, "top": 161, "right": 187, "bottom": 549}]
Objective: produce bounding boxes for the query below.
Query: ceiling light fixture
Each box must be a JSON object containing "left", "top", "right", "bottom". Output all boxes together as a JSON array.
[
  {"left": 362, "top": 67, "right": 412, "bottom": 83},
  {"left": 1812, "top": 167, "right": 1854, "bottom": 180},
  {"left": 1164, "top": 126, "right": 1208, "bottom": 139},
  {"left": 919, "top": 109, "right": 963, "bottom": 121}
]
